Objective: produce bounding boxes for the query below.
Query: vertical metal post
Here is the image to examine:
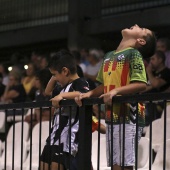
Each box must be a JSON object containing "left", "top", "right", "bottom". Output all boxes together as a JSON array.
[
  {"left": 163, "top": 100, "right": 167, "bottom": 170},
  {"left": 78, "top": 105, "right": 92, "bottom": 170},
  {"left": 149, "top": 101, "right": 153, "bottom": 170},
  {"left": 135, "top": 103, "right": 139, "bottom": 170}
]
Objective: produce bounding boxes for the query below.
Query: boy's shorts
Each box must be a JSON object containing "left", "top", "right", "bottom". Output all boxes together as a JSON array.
[
  {"left": 40, "top": 144, "right": 65, "bottom": 165},
  {"left": 40, "top": 144, "right": 78, "bottom": 170},
  {"left": 106, "top": 124, "right": 143, "bottom": 167}
]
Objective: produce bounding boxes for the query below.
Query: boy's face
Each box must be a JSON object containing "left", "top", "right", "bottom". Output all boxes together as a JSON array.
[
  {"left": 49, "top": 68, "right": 68, "bottom": 87},
  {"left": 149, "top": 54, "right": 162, "bottom": 70},
  {"left": 122, "top": 24, "right": 151, "bottom": 40},
  {"left": 156, "top": 41, "right": 166, "bottom": 52}
]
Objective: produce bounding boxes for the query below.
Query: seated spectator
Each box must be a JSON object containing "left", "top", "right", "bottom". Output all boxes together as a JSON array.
[
  {"left": 80, "top": 48, "right": 89, "bottom": 66},
  {"left": 84, "top": 49, "right": 102, "bottom": 89},
  {"left": 71, "top": 50, "right": 87, "bottom": 74},
  {"left": 39, "top": 53, "right": 49, "bottom": 70},
  {"left": 142, "top": 50, "right": 170, "bottom": 124},
  {"left": 24, "top": 68, "right": 52, "bottom": 128},
  {"left": 1, "top": 67, "right": 27, "bottom": 115},
  {"left": 144, "top": 50, "right": 170, "bottom": 93},
  {"left": 0, "top": 73, "right": 6, "bottom": 100},
  {"left": 0, "top": 63, "right": 9, "bottom": 86},
  {"left": 22, "top": 62, "right": 36, "bottom": 101},
  {"left": 156, "top": 38, "right": 170, "bottom": 69},
  {"left": 1, "top": 68, "right": 26, "bottom": 104}
]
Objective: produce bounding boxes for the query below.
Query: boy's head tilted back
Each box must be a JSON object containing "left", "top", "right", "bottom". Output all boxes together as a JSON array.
[
  {"left": 137, "top": 30, "right": 157, "bottom": 59},
  {"left": 48, "top": 50, "right": 77, "bottom": 74},
  {"left": 122, "top": 24, "right": 157, "bottom": 59}
]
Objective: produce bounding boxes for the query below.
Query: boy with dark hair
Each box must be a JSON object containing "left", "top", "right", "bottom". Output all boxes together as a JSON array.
[
  {"left": 40, "top": 50, "right": 89, "bottom": 170},
  {"left": 76, "top": 24, "right": 156, "bottom": 170}
]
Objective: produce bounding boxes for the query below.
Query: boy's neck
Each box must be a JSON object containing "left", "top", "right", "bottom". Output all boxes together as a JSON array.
[
  {"left": 116, "top": 38, "right": 135, "bottom": 52},
  {"left": 68, "top": 74, "right": 79, "bottom": 83}
]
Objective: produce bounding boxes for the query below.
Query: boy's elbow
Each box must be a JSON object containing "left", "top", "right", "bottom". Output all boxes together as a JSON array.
[
  {"left": 140, "top": 83, "right": 147, "bottom": 92},
  {"left": 44, "top": 90, "right": 51, "bottom": 96}
]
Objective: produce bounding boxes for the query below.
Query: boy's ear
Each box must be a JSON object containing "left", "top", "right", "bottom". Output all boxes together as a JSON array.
[
  {"left": 137, "top": 38, "right": 146, "bottom": 46},
  {"left": 62, "top": 67, "right": 69, "bottom": 75}
]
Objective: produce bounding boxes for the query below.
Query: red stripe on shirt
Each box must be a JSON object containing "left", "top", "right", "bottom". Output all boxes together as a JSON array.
[
  {"left": 112, "top": 61, "right": 117, "bottom": 71},
  {"left": 121, "top": 63, "right": 129, "bottom": 86},
  {"left": 104, "top": 61, "right": 110, "bottom": 72}
]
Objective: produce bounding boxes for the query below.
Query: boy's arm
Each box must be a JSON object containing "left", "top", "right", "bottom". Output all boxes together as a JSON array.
[
  {"left": 75, "top": 84, "right": 104, "bottom": 107},
  {"left": 100, "top": 82, "right": 146, "bottom": 105},
  {"left": 51, "top": 91, "right": 81, "bottom": 108},
  {"left": 45, "top": 76, "right": 57, "bottom": 96},
  {"left": 86, "top": 84, "right": 104, "bottom": 97}
]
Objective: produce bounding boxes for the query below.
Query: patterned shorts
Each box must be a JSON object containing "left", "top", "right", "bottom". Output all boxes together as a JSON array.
[{"left": 106, "top": 124, "right": 143, "bottom": 167}]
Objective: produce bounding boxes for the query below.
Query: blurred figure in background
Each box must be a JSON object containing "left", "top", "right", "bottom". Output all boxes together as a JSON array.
[
  {"left": 157, "top": 38, "right": 170, "bottom": 68},
  {"left": 1, "top": 66, "right": 26, "bottom": 104},
  {"left": 84, "top": 49, "right": 102, "bottom": 89},
  {"left": 80, "top": 48, "right": 89, "bottom": 66},
  {"left": 70, "top": 50, "right": 84, "bottom": 78},
  {"left": 0, "top": 63, "right": 9, "bottom": 86},
  {"left": 71, "top": 50, "right": 87, "bottom": 74},
  {"left": 22, "top": 62, "right": 36, "bottom": 101},
  {"left": 0, "top": 73, "right": 6, "bottom": 100},
  {"left": 24, "top": 68, "right": 52, "bottom": 128},
  {"left": 142, "top": 50, "right": 170, "bottom": 124},
  {"left": 39, "top": 53, "right": 49, "bottom": 70}
]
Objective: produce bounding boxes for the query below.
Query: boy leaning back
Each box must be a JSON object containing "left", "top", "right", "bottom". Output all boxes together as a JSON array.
[
  {"left": 76, "top": 24, "right": 156, "bottom": 170},
  {"left": 40, "top": 50, "right": 90, "bottom": 170}
]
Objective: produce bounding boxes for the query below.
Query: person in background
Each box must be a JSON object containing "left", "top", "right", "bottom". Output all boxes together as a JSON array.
[
  {"left": 0, "top": 63, "right": 9, "bottom": 86},
  {"left": 84, "top": 49, "right": 102, "bottom": 89},
  {"left": 142, "top": 50, "right": 170, "bottom": 124},
  {"left": 0, "top": 73, "right": 6, "bottom": 100},
  {"left": 71, "top": 50, "right": 87, "bottom": 74},
  {"left": 39, "top": 53, "right": 49, "bottom": 70},
  {"left": 156, "top": 38, "right": 170, "bottom": 68},
  {"left": 1, "top": 67, "right": 26, "bottom": 104},
  {"left": 24, "top": 68, "right": 52, "bottom": 128},
  {"left": 22, "top": 62, "right": 36, "bottom": 101},
  {"left": 85, "top": 49, "right": 102, "bottom": 83},
  {"left": 91, "top": 115, "right": 106, "bottom": 170}
]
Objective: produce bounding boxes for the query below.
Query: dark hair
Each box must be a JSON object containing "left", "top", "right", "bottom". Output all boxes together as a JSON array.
[
  {"left": 154, "top": 50, "right": 166, "bottom": 64},
  {"left": 71, "top": 50, "right": 81, "bottom": 62},
  {"left": 157, "top": 38, "right": 170, "bottom": 50},
  {"left": 48, "top": 50, "right": 77, "bottom": 74},
  {"left": 35, "top": 68, "right": 51, "bottom": 90},
  {"left": 138, "top": 31, "right": 157, "bottom": 59}
]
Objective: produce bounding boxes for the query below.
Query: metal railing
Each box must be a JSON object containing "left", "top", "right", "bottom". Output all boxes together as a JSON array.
[{"left": 0, "top": 93, "right": 170, "bottom": 169}]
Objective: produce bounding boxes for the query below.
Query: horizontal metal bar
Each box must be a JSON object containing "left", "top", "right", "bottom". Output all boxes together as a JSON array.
[{"left": 1, "top": 93, "right": 170, "bottom": 110}]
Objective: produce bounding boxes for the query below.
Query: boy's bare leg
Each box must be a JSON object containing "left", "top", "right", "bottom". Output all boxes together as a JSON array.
[
  {"left": 113, "top": 165, "right": 133, "bottom": 170},
  {"left": 51, "top": 162, "right": 64, "bottom": 170},
  {"left": 40, "top": 161, "right": 50, "bottom": 170}
]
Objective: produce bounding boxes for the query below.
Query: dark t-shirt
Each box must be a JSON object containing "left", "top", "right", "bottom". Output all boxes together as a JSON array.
[
  {"left": 9, "top": 84, "right": 27, "bottom": 103},
  {"left": 152, "top": 67, "right": 170, "bottom": 92},
  {"left": 0, "top": 83, "right": 5, "bottom": 97}
]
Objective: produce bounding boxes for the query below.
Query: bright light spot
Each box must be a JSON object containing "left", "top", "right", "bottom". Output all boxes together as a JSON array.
[
  {"left": 8, "top": 67, "right": 12, "bottom": 71},
  {"left": 24, "top": 65, "right": 28, "bottom": 70}
]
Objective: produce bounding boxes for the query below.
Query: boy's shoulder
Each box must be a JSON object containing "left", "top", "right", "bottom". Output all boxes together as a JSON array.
[
  {"left": 71, "top": 77, "right": 89, "bottom": 92},
  {"left": 72, "top": 77, "right": 87, "bottom": 84},
  {"left": 104, "top": 51, "right": 113, "bottom": 59}
]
